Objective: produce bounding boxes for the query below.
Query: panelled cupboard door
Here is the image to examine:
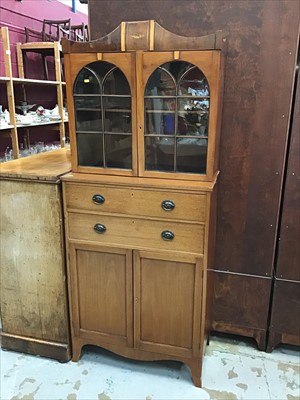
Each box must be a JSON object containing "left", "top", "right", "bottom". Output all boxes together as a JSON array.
[
  {"left": 68, "top": 243, "right": 133, "bottom": 347},
  {"left": 134, "top": 250, "right": 203, "bottom": 358},
  {"left": 136, "top": 51, "right": 222, "bottom": 182},
  {"left": 64, "top": 52, "right": 137, "bottom": 176}
]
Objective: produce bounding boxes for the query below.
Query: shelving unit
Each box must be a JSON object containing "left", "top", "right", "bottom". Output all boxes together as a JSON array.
[{"left": 0, "top": 26, "right": 67, "bottom": 160}]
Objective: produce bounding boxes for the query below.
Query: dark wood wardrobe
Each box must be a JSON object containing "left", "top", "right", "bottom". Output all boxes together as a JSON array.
[{"left": 87, "top": 0, "right": 300, "bottom": 351}]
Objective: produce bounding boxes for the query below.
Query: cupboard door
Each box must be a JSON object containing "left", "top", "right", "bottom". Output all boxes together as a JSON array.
[
  {"left": 69, "top": 243, "right": 133, "bottom": 347},
  {"left": 134, "top": 250, "right": 203, "bottom": 358},
  {"left": 65, "top": 52, "right": 137, "bottom": 176},
  {"left": 136, "top": 51, "right": 222, "bottom": 182}
]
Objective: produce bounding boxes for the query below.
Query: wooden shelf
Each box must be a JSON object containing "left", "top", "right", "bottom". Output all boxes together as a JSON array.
[
  {"left": 13, "top": 77, "right": 65, "bottom": 86},
  {"left": 16, "top": 119, "right": 68, "bottom": 128},
  {"left": 0, "top": 125, "right": 15, "bottom": 131}
]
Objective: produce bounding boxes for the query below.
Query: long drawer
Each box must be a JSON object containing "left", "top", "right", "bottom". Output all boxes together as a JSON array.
[
  {"left": 64, "top": 183, "right": 207, "bottom": 222},
  {"left": 67, "top": 212, "right": 205, "bottom": 254}
]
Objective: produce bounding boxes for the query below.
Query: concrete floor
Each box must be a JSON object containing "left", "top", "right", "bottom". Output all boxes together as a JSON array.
[{"left": 1, "top": 334, "right": 299, "bottom": 400}]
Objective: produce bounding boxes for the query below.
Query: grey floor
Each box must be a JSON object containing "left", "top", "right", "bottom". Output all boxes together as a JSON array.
[{"left": 1, "top": 334, "right": 299, "bottom": 400}]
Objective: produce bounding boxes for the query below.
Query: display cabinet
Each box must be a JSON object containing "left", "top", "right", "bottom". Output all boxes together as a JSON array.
[{"left": 62, "top": 20, "right": 225, "bottom": 387}]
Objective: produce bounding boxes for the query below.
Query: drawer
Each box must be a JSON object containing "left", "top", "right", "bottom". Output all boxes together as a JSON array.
[
  {"left": 68, "top": 212, "right": 204, "bottom": 254},
  {"left": 64, "top": 183, "right": 207, "bottom": 222}
]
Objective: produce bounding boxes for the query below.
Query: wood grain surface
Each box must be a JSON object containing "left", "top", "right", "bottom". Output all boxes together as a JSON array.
[{"left": 0, "top": 148, "right": 71, "bottom": 181}]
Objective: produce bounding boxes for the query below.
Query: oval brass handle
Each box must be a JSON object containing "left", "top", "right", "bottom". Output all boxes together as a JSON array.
[
  {"left": 161, "top": 200, "right": 175, "bottom": 211},
  {"left": 92, "top": 194, "right": 105, "bottom": 205},
  {"left": 161, "top": 230, "right": 175, "bottom": 241},
  {"left": 94, "top": 223, "right": 106, "bottom": 234}
]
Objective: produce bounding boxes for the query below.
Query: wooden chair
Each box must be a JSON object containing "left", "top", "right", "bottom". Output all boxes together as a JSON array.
[
  {"left": 70, "top": 23, "right": 89, "bottom": 42},
  {"left": 25, "top": 19, "right": 71, "bottom": 42},
  {"left": 23, "top": 19, "right": 71, "bottom": 80}
]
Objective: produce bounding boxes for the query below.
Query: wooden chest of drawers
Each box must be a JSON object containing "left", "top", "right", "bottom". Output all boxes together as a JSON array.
[{"left": 62, "top": 173, "right": 216, "bottom": 387}]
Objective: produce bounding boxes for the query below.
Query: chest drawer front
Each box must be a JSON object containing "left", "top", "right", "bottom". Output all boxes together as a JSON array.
[
  {"left": 65, "top": 184, "right": 207, "bottom": 222},
  {"left": 68, "top": 212, "right": 204, "bottom": 254}
]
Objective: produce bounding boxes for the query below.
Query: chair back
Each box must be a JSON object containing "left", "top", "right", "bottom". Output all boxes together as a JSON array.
[
  {"left": 70, "top": 23, "right": 89, "bottom": 41},
  {"left": 43, "top": 19, "right": 71, "bottom": 41}
]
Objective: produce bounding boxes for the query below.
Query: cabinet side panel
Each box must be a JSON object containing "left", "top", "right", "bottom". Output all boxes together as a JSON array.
[
  {"left": 276, "top": 70, "right": 300, "bottom": 281},
  {"left": 0, "top": 180, "right": 69, "bottom": 343},
  {"left": 268, "top": 279, "right": 300, "bottom": 350},
  {"left": 212, "top": 272, "right": 271, "bottom": 349}
]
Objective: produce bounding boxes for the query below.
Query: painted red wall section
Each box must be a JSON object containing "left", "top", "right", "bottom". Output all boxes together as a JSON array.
[
  {"left": 0, "top": 1, "right": 88, "bottom": 153},
  {"left": 0, "top": 0, "right": 88, "bottom": 77}
]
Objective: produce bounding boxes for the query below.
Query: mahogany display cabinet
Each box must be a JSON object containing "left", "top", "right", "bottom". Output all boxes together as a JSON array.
[{"left": 61, "top": 20, "right": 225, "bottom": 386}]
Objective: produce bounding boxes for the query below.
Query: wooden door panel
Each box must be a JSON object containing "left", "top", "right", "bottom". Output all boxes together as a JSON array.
[
  {"left": 134, "top": 250, "right": 203, "bottom": 358},
  {"left": 69, "top": 243, "right": 133, "bottom": 347}
]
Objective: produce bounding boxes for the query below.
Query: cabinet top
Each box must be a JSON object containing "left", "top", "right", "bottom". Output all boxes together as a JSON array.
[
  {"left": 0, "top": 149, "right": 71, "bottom": 182},
  {"left": 62, "top": 20, "right": 226, "bottom": 54},
  {"left": 61, "top": 171, "right": 218, "bottom": 192}
]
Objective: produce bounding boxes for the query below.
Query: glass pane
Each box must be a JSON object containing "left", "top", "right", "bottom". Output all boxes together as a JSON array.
[
  {"left": 103, "top": 96, "right": 131, "bottom": 133},
  {"left": 179, "top": 67, "right": 209, "bottom": 96},
  {"left": 74, "top": 96, "right": 101, "bottom": 109},
  {"left": 145, "top": 98, "right": 175, "bottom": 135},
  {"left": 88, "top": 61, "right": 116, "bottom": 79},
  {"left": 145, "top": 136, "right": 174, "bottom": 172},
  {"left": 178, "top": 99, "right": 209, "bottom": 136},
  {"left": 76, "top": 110, "right": 102, "bottom": 132},
  {"left": 103, "top": 69, "right": 131, "bottom": 95},
  {"left": 176, "top": 138, "right": 207, "bottom": 174},
  {"left": 77, "top": 133, "right": 103, "bottom": 167},
  {"left": 74, "top": 68, "right": 101, "bottom": 95},
  {"left": 105, "top": 134, "right": 132, "bottom": 169},
  {"left": 160, "top": 61, "right": 193, "bottom": 83},
  {"left": 145, "top": 69, "right": 175, "bottom": 96}
]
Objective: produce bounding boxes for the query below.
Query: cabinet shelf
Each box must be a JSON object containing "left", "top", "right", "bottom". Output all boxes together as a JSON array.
[
  {"left": 16, "top": 119, "right": 68, "bottom": 128},
  {"left": 145, "top": 110, "right": 207, "bottom": 114},
  {"left": 76, "top": 130, "right": 131, "bottom": 135},
  {"left": 14, "top": 77, "right": 65, "bottom": 86},
  {"left": 144, "top": 95, "right": 210, "bottom": 99},
  {"left": 0, "top": 124, "right": 15, "bottom": 131},
  {"left": 0, "top": 76, "right": 65, "bottom": 86},
  {"left": 74, "top": 94, "right": 130, "bottom": 97},
  {"left": 0, "top": 27, "right": 67, "bottom": 160}
]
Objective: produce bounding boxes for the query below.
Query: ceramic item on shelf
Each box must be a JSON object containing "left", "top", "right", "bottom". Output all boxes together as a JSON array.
[{"left": 15, "top": 101, "right": 36, "bottom": 115}]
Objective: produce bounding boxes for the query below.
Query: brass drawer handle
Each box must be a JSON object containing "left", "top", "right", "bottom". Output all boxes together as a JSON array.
[
  {"left": 94, "top": 223, "right": 106, "bottom": 234},
  {"left": 92, "top": 194, "right": 105, "bottom": 205},
  {"left": 161, "top": 200, "right": 175, "bottom": 211},
  {"left": 161, "top": 230, "right": 175, "bottom": 241}
]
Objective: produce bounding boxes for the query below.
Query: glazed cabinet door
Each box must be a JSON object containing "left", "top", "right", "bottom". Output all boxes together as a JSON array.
[
  {"left": 136, "top": 51, "right": 223, "bottom": 182},
  {"left": 64, "top": 52, "right": 137, "bottom": 176},
  {"left": 68, "top": 242, "right": 133, "bottom": 348},
  {"left": 134, "top": 250, "right": 203, "bottom": 358}
]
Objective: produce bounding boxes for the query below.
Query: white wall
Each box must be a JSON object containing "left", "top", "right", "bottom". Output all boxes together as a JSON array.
[{"left": 57, "top": 0, "right": 88, "bottom": 15}]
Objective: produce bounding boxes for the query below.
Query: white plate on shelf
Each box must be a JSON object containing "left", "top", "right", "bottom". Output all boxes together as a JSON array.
[
  {"left": 49, "top": 115, "right": 61, "bottom": 121},
  {"left": 18, "top": 121, "right": 32, "bottom": 125}
]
